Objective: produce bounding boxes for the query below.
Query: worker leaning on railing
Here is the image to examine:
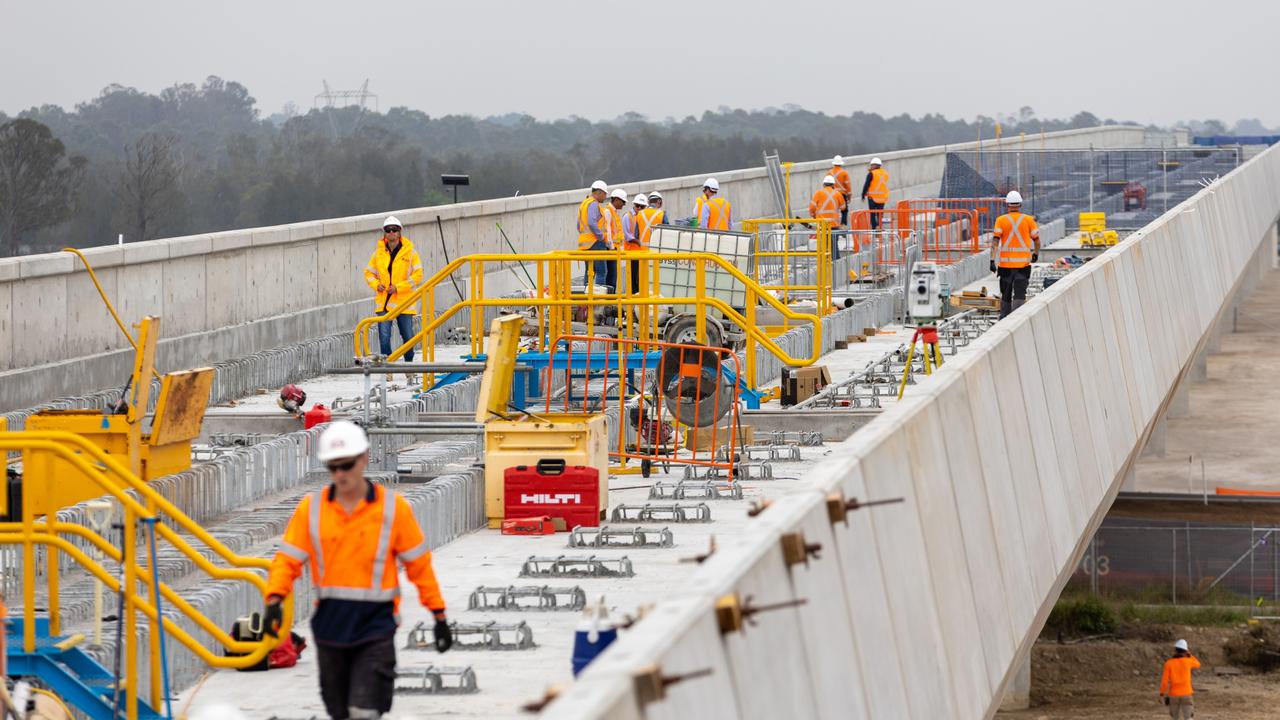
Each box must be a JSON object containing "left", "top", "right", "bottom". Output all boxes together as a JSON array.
[
  {"left": 264, "top": 421, "right": 452, "bottom": 720},
  {"left": 362, "top": 216, "right": 424, "bottom": 383},
  {"left": 577, "top": 181, "right": 616, "bottom": 291}
]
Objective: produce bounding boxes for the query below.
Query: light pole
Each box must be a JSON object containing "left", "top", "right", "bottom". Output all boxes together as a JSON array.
[{"left": 442, "top": 174, "right": 470, "bottom": 204}]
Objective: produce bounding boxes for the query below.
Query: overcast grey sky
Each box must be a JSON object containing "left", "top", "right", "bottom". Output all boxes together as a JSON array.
[{"left": 4, "top": 0, "right": 1278, "bottom": 127}]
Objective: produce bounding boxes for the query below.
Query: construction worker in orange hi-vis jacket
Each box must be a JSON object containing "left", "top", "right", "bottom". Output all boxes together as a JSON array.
[
  {"left": 1159, "top": 638, "right": 1200, "bottom": 719},
  {"left": 809, "top": 174, "right": 847, "bottom": 260},
  {"left": 990, "top": 190, "right": 1041, "bottom": 319},
  {"left": 265, "top": 421, "right": 452, "bottom": 719},
  {"left": 829, "top": 155, "right": 853, "bottom": 226}
]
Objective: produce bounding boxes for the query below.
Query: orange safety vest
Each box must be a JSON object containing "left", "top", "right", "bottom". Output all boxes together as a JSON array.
[
  {"left": 1160, "top": 655, "right": 1200, "bottom": 697},
  {"left": 268, "top": 482, "right": 445, "bottom": 612},
  {"left": 831, "top": 166, "right": 853, "bottom": 197},
  {"left": 808, "top": 187, "right": 846, "bottom": 225},
  {"left": 635, "top": 207, "right": 665, "bottom": 249},
  {"left": 602, "top": 203, "right": 623, "bottom": 248},
  {"left": 363, "top": 237, "right": 424, "bottom": 314},
  {"left": 695, "top": 195, "right": 732, "bottom": 230},
  {"left": 578, "top": 196, "right": 602, "bottom": 249},
  {"left": 993, "top": 212, "right": 1039, "bottom": 268},
  {"left": 865, "top": 167, "right": 890, "bottom": 203}
]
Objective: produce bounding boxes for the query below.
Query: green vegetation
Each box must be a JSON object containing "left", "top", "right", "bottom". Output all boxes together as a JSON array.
[
  {"left": 1047, "top": 595, "right": 1119, "bottom": 636},
  {"left": 1045, "top": 593, "right": 1253, "bottom": 639},
  {"left": 1, "top": 77, "right": 1133, "bottom": 256}
]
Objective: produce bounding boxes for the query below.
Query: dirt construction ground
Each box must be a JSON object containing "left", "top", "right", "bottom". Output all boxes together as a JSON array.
[{"left": 999, "top": 626, "right": 1280, "bottom": 719}]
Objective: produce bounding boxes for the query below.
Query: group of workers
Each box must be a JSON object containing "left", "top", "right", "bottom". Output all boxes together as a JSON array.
[{"left": 806, "top": 155, "right": 891, "bottom": 238}]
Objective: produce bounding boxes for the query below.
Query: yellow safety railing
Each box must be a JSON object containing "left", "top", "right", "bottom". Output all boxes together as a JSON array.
[
  {"left": 741, "top": 218, "right": 834, "bottom": 323},
  {"left": 0, "top": 431, "right": 294, "bottom": 720},
  {"left": 353, "top": 250, "right": 823, "bottom": 391}
]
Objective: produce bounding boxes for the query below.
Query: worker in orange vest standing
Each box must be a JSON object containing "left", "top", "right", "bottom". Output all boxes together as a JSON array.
[
  {"left": 623, "top": 193, "right": 652, "bottom": 293},
  {"left": 363, "top": 216, "right": 424, "bottom": 384},
  {"left": 808, "top": 175, "right": 847, "bottom": 260},
  {"left": 693, "top": 178, "right": 732, "bottom": 230},
  {"left": 1159, "top": 639, "right": 1200, "bottom": 719},
  {"left": 990, "top": 190, "right": 1040, "bottom": 319},
  {"left": 861, "top": 157, "right": 890, "bottom": 229},
  {"left": 264, "top": 421, "right": 452, "bottom": 720},
  {"left": 635, "top": 194, "right": 667, "bottom": 295},
  {"left": 830, "top": 155, "right": 853, "bottom": 227},
  {"left": 577, "top": 180, "right": 612, "bottom": 290}
]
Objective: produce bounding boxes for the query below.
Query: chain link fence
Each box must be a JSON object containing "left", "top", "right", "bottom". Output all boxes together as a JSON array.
[
  {"left": 1068, "top": 518, "right": 1280, "bottom": 614},
  {"left": 939, "top": 147, "right": 1242, "bottom": 232}
]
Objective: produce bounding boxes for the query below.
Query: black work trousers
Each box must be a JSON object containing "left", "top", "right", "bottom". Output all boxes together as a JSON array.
[
  {"left": 316, "top": 636, "right": 397, "bottom": 719},
  {"left": 867, "top": 199, "right": 886, "bottom": 228},
  {"left": 998, "top": 265, "right": 1032, "bottom": 318}
]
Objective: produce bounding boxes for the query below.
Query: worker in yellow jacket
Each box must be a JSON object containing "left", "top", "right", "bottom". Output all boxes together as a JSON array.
[
  {"left": 577, "top": 180, "right": 611, "bottom": 290},
  {"left": 362, "top": 216, "right": 424, "bottom": 382}
]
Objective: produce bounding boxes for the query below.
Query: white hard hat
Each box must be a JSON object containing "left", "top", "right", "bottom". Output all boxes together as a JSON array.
[
  {"left": 382, "top": 215, "right": 402, "bottom": 229},
  {"left": 317, "top": 421, "right": 370, "bottom": 462},
  {"left": 590, "top": 180, "right": 608, "bottom": 193},
  {"left": 1175, "top": 639, "right": 1189, "bottom": 651},
  {"left": 648, "top": 191, "right": 663, "bottom": 202},
  {"left": 610, "top": 188, "right": 628, "bottom": 201},
  {"left": 633, "top": 194, "right": 649, "bottom": 207},
  {"left": 703, "top": 178, "right": 720, "bottom": 191},
  {"left": 1006, "top": 190, "right": 1024, "bottom": 204},
  {"left": 822, "top": 175, "right": 836, "bottom": 185},
  {"left": 832, "top": 155, "right": 844, "bottom": 166},
  {"left": 869, "top": 157, "right": 883, "bottom": 166}
]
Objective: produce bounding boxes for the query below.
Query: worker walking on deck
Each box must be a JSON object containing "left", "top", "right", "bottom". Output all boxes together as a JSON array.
[
  {"left": 1159, "top": 639, "right": 1200, "bottom": 719},
  {"left": 265, "top": 421, "right": 453, "bottom": 720},
  {"left": 830, "top": 156, "right": 853, "bottom": 227},
  {"left": 693, "top": 178, "right": 732, "bottom": 230},
  {"left": 861, "top": 157, "right": 890, "bottom": 228},
  {"left": 808, "top": 175, "right": 846, "bottom": 260},
  {"left": 577, "top": 180, "right": 613, "bottom": 290},
  {"left": 363, "top": 216, "right": 423, "bottom": 384},
  {"left": 990, "top": 190, "right": 1040, "bottom": 319}
]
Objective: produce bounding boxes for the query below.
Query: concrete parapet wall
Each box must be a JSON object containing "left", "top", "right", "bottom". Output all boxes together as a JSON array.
[
  {"left": 543, "top": 143, "right": 1280, "bottom": 717},
  {"left": 0, "top": 126, "right": 1143, "bottom": 412}
]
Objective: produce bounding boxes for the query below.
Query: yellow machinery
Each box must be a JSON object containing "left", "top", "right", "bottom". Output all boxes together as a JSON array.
[
  {"left": 476, "top": 315, "right": 608, "bottom": 529},
  {"left": 0, "top": 431, "right": 291, "bottom": 719},
  {"left": 22, "top": 316, "right": 213, "bottom": 514},
  {"left": 1079, "top": 212, "right": 1119, "bottom": 248},
  {"left": 353, "top": 250, "right": 822, "bottom": 394}
]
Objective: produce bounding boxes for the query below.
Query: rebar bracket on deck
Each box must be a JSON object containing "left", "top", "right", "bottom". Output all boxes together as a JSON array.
[
  {"left": 650, "top": 480, "right": 744, "bottom": 501},
  {"left": 611, "top": 503, "right": 712, "bottom": 523},
  {"left": 757, "top": 430, "right": 824, "bottom": 447},
  {"left": 405, "top": 620, "right": 536, "bottom": 651},
  {"left": 684, "top": 462, "right": 774, "bottom": 481},
  {"left": 569, "top": 525, "right": 675, "bottom": 549},
  {"left": 467, "top": 585, "right": 587, "bottom": 612},
  {"left": 395, "top": 665, "right": 479, "bottom": 694},
  {"left": 718, "top": 444, "right": 802, "bottom": 463},
  {"left": 519, "top": 555, "right": 636, "bottom": 578}
]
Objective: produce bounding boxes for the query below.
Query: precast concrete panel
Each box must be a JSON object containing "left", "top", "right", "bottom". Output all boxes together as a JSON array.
[
  {"left": 859, "top": 429, "right": 959, "bottom": 718},
  {"left": 281, "top": 242, "right": 319, "bottom": 314},
  {"left": 1128, "top": 242, "right": 1178, "bottom": 389},
  {"left": 65, "top": 265, "right": 120, "bottom": 357},
  {"left": 818, "top": 459, "right": 912, "bottom": 719},
  {"left": 647, "top": 612, "right": 743, "bottom": 720},
  {"left": 205, "top": 251, "right": 248, "bottom": 329},
  {"left": 902, "top": 378, "right": 999, "bottom": 707},
  {"left": 1007, "top": 311, "right": 1080, "bottom": 558},
  {"left": 1093, "top": 258, "right": 1147, "bottom": 439},
  {"left": 755, "top": 493, "right": 870, "bottom": 720},
  {"left": 1082, "top": 269, "right": 1139, "bottom": 453},
  {"left": 316, "top": 236, "right": 354, "bottom": 306},
  {"left": 957, "top": 352, "right": 1040, "bottom": 633},
  {"left": 11, "top": 275, "right": 67, "bottom": 369},
  {"left": 1084, "top": 261, "right": 1142, "bottom": 441},
  {"left": 710, "top": 531, "right": 820, "bottom": 720},
  {"left": 0, "top": 283, "right": 12, "bottom": 370},
  {"left": 1064, "top": 282, "right": 1127, "bottom": 476},
  {"left": 1028, "top": 308, "right": 1099, "bottom": 513},
  {"left": 249, "top": 245, "right": 286, "bottom": 320},
  {"left": 1110, "top": 248, "right": 1160, "bottom": 421},
  {"left": 115, "top": 263, "right": 164, "bottom": 335},
  {"left": 986, "top": 329, "right": 1061, "bottom": 566}
]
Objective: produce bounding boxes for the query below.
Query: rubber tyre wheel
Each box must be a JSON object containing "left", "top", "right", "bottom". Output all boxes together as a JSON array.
[
  {"left": 641, "top": 459, "right": 652, "bottom": 478},
  {"left": 663, "top": 315, "right": 724, "bottom": 348}
]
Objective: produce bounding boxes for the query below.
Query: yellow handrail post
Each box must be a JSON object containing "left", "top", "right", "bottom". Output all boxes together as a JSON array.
[
  {"left": 146, "top": 498, "right": 162, "bottom": 710},
  {"left": 21, "top": 449, "right": 37, "bottom": 653},
  {"left": 746, "top": 286, "right": 758, "bottom": 391},
  {"left": 694, "top": 259, "right": 707, "bottom": 344},
  {"left": 47, "top": 501, "right": 60, "bottom": 637},
  {"left": 123, "top": 505, "right": 139, "bottom": 720}
]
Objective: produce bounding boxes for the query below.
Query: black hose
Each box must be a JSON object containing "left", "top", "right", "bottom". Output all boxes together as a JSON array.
[
  {"left": 436, "top": 215, "right": 465, "bottom": 302},
  {"left": 496, "top": 222, "right": 537, "bottom": 290}
]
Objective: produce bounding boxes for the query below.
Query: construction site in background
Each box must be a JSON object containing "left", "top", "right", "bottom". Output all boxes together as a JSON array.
[{"left": 1, "top": 126, "right": 1278, "bottom": 719}]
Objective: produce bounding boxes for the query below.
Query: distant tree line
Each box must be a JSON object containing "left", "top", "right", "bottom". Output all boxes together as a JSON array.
[{"left": 0, "top": 76, "right": 1248, "bottom": 257}]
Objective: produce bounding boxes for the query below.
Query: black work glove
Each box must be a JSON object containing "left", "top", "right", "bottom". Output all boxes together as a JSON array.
[
  {"left": 433, "top": 613, "right": 453, "bottom": 653},
  {"left": 263, "top": 596, "right": 284, "bottom": 638},
  {"left": 989, "top": 260, "right": 997, "bottom": 273},
  {"left": 1032, "top": 252, "right": 1040, "bottom": 263}
]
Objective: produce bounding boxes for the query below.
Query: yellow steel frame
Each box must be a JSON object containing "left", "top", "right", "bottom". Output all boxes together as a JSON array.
[
  {"left": 740, "top": 218, "right": 834, "bottom": 325},
  {"left": 0, "top": 431, "right": 293, "bottom": 720},
  {"left": 353, "top": 250, "right": 822, "bottom": 391}
]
